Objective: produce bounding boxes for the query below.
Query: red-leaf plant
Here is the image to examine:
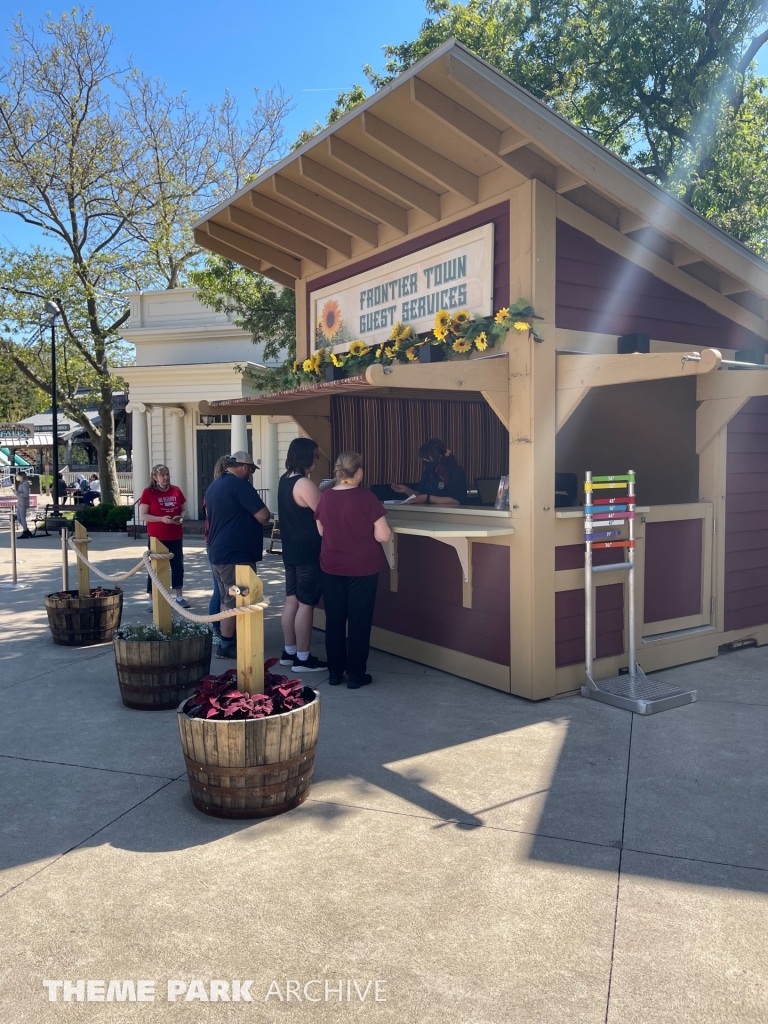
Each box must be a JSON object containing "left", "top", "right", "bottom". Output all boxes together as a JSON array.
[{"left": 183, "top": 659, "right": 308, "bottom": 720}]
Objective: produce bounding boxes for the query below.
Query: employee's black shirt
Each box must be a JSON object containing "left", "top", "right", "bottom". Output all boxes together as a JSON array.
[{"left": 418, "top": 463, "right": 467, "bottom": 503}]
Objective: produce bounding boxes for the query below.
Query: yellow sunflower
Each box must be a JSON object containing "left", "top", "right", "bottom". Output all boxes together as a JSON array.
[
  {"left": 452, "top": 337, "right": 472, "bottom": 354},
  {"left": 349, "top": 340, "right": 368, "bottom": 357},
  {"left": 292, "top": 360, "right": 299, "bottom": 372},
  {"left": 475, "top": 331, "right": 489, "bottom": 351},
  {"left": 405, "top": 345, "right": 418, "bottom": 362},
  {"left": 319, "top": 300, "right": 343, "bottom": 342},
  {"left": 513, "top": 320, "right": 530, "bottom": 332},
  {"left": 383, "top": 346, "right": 395, "bottom": 359},
  {"left": 331, "top": 352, "right": 345, "bottom": 367},
  {"left": 375, "top": 345, "right": 384, "bottom": 358},
  {"left": 453, "top": 309, "right": 470, "bottom": 326},
  {"left": 433, "top": 326, "right": 448, "bottom": 342},
  {"left": 302, "top": 358, "right": 314, "bottom": 373},
  {"left": 494, "top": 307, "right": 510, "bottom": 324},
  {"left": 434, "top": 309, "right": 451, "bottom": 332},
  {"left": 397, "top": 324, "right": 412, "bottom": 342}
]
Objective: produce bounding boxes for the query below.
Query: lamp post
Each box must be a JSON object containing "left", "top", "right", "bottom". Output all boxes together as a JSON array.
[{"left": 44, "top": 300, "right": 62, "bottom": 516}]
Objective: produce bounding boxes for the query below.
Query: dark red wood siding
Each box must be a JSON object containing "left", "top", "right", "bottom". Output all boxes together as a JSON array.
[
  {"left": 644, "top": 519, "right": 703, "bottom": 623},
  {"left": 555, "top": 584, "right": 624, "bottom": 668},
  {"left": 556, "top": 221, "right": 764, "bottom": 351},
  {"left": 308, "top": 203, "right": 510, "bottom": 340},
  {"left": 373, "top": 536, "right": 510, "bottom": 665},
  {"left": 724, "top": 397, "right": 768, "bottom": 631}
]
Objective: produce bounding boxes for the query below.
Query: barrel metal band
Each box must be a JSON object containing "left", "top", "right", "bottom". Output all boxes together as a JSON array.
[
  {"left": 187, "top": 772, "right": 314, "bottom": 798},
  {"left": 116, "top": 657, "right": 209, "bottom": 675},
  {"left": 191, "top": 789, "right": 310, "bottom": 819},
  {"left": 183, "top": 745, "right": 317, "bottom": 778}
]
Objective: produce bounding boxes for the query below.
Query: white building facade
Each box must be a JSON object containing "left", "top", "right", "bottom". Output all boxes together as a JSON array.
[{"left": 115, "top": 288, "right": 297, "bottom": 518}]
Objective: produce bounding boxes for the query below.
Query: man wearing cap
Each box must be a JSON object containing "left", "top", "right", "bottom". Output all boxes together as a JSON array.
[{"left": 205, "top": 451, "right": 271, "bottom": 660}]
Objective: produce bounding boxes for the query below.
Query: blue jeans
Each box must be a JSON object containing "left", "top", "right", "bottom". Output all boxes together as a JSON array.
[{"left": 208, "top": 562, "right": 221, "bottom": 632}]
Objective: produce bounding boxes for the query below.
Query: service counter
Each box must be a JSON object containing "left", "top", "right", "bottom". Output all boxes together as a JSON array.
[{"left": 363, "top": 503, "right": 515, "bottom": 692}]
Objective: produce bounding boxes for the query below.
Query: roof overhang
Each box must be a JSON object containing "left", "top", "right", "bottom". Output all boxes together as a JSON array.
[{"left": 193, "top": 38, "right": 768, "bottom": 309}]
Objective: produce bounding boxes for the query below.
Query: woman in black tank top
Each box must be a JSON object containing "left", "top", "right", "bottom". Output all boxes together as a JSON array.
[{"left": 277, "top": 438, "right": 327, "bottom": 673}]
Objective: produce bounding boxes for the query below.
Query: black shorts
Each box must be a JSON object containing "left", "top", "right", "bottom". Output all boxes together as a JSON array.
[{"left": 285, "top": 562, "right": 322, "bottom": 606}]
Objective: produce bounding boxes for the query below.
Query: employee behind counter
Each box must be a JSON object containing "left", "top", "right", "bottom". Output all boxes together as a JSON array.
[{"left": 391, "top": 438, "right": 467, "bottom": 507}]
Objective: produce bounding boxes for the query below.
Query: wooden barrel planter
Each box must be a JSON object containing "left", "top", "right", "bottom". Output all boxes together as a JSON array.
[
  {"left": 114, "top": 633, "right": 213, "bottom": 710},
  {"left": 44, "top": 589, "right": 123, "bottom": 646},
  {"left": 177, "top": 689, "right": 320, "bottom": 819}
]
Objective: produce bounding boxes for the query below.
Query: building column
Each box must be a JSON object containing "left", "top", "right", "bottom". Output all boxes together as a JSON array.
[
  {"left": 230, "top": 414, "right": 249, "bottom": 457},
  {"left": 126, "top": 402, "right": 151, "bottom": 498},
  {"left": 260, "top": 417, "right": 279, "bottom": 510},
  {"left": 167, "top": 407, "right": 188, "bottom": 500}
]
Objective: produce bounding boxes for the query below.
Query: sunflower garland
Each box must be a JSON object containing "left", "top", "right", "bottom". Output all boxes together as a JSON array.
[{"left": 281, "top": 298, "right": 543, "bottom": 388}]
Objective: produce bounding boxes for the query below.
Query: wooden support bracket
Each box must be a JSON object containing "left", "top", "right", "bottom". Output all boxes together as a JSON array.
[
  {"left": 235, "top": 565, "right": 264, "bottom": 695},
  {"left": 73, "top": 519, "right": 90, "bottom": 597}
]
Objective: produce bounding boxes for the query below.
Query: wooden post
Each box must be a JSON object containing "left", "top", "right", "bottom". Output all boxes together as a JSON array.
[
  {"left": 235, "top": 564, "right": 264, "bottom": 695},
  {"left": 73, "top": 520, "right": 90, "bottom": 597},
  {"left": 150, "top": 537, "right": 173, "bottom": 637},
  {"left": 506, "top": 178, "right": 558, "bottom": 699}
]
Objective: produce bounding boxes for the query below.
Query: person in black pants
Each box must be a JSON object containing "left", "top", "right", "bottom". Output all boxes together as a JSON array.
[
  {"left": 277, "top": 437, "right": 327, "bottom": 672},
  {"left": 314, "top": 451, "right": 391, "bottom": 689}
]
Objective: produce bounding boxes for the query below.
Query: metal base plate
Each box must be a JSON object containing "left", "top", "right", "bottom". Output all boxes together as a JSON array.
[{"left": 581, "top": 668, "right": 697, "bottom": 715}]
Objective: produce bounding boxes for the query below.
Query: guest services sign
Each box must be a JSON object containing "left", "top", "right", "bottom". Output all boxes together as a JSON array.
[{"left": 312, "top": 224, "right": 494, "bottom": 352}]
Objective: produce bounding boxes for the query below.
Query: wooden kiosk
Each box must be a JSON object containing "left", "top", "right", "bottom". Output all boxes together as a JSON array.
[{"left": 193, "top": 39, "right": 768, "bottom": 700}]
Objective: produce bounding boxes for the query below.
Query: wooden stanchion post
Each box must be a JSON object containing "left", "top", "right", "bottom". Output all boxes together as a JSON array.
[
  {"left": 73, "top": 520, "right": 90, "bottom": 597},
  {"left": 150, "top": 537, "right": 173, "bottom": 637},
  {"left": 235, "top": 564, "right": 264, "bottom": 695}
]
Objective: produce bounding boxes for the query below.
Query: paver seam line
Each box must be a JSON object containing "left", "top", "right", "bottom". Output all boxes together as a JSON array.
[
  {"left": 0, "top": 753, "right": 180, "bottom": 782},
  {"left": 304, "top": 796, "right": 621, "bottom": 850},
  {"left": 695, "top": 697, "right": 768, "bottom": 707},
  {"left": 306, "top": 794, "right": 768, "bottom": 873},
  {"left": 0, "top": 779, "right": 176, "bottom": 902},
  {"left": 604, "top": 713, "right": 632, "bottom": 1024}
]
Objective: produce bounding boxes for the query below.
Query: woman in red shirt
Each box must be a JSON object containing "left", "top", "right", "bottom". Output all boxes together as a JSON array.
[
  {"left": 314, "top": 451, "right": 391, "bottom": 688},
  {"left": 139, "top": 464, "right": 189, "bottom": 608}
]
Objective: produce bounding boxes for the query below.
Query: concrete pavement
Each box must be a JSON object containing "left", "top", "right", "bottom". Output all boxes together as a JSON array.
[{"left": 1, "top": 528, "right": 766, "bottom": 1022}]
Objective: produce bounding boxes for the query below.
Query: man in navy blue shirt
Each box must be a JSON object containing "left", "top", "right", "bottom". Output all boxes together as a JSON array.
[{"left": 205, "top": 451, "right": 270, "bottom": 659}]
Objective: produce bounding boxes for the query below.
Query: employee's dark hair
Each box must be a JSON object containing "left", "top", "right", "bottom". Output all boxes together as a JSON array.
[
  {"left": 283, "top": 437, "right": 319, "bottom": 478},
  {"left": 419, "top": 438, "right": 458, "bottom": 486}
]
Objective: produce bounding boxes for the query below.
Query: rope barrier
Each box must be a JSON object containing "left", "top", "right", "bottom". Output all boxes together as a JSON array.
[
  {"left": 65, "top": 536, "right": 269, "bottom": 623},
  {"left": 67, "top": 536, "right": 166, "bottom": 581},
  {"left": 142, "top": 552, "right": 269, "bottom": 623}
]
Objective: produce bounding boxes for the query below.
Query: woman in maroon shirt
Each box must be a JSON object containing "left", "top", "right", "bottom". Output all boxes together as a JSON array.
[{"left": 314, "top": 451, "right": 391, "bottom": 688}]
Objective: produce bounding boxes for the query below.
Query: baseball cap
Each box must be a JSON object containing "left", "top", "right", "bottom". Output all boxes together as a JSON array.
[{"left": 228, "top": 450, "right": 258, "bottom": 468}]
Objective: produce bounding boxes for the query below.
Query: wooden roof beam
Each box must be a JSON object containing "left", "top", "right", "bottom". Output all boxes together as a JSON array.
[
  {"left": 327, "top": 136, "right": 441, "bottom": 220},
  {"left": 250, "top": 190, "right": 353, "bottom": 258},
  {"left": 410, "top": 77, "right": 528, "bottom": 160},
  {"left": 719, "top": 274, "right": 749, "bottom": 297},
  {"left": 298, "top": 156, "right": 408, "bottom": 233},
  {"left": 228, "top": 206, "right": 327, "bottom": 267},
  {"left": 194, "top": 227, "right": 264, "bottom": 276},
  {"left": 272, "top": 176, "right": 378, "bottom": 247},
  {"left": 207, "top": 221, "right": 301, "bottom": 277},
  {"left": 554, "top": 167, "right": 586, "bottom": 194},
  {"left": 672, "top": 243, "right": 701, "bottom": 267},
  {"left": 618, "top": 210, "right": 650, "bottom": 234},
  {"left": 361, "top": 111, "right": 479, "bottom": 202},
  {"left": 259, "top": 266, "right": 296, "bottom": 291}
]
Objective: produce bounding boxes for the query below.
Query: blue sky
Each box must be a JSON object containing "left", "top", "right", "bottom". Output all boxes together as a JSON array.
[
  {"left": 2, "top": 1, "right": 768, "bottom": 252},
  {"left": 0, "top": 0, "right": 429, "bottom": 249}
]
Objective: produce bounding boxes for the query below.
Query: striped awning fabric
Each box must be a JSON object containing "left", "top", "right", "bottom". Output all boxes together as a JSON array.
[{"left": 209, "top": 375, "right": 374, "bottom": 411}]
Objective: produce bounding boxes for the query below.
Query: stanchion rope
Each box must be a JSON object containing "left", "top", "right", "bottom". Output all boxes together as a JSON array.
[{"left": 67, "top": 537, "right": 269, "bottom": 623}]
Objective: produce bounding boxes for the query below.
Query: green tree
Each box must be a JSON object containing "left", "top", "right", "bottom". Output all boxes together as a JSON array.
[
  {"left": 0, "top": 344, "right": 48, "bottom": 421},
  {"left": 365, "top": 0, "right": 768, "bottom": 248},
  {"left": 0, "top": 9, "right": 291, "bottom": 501}
]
